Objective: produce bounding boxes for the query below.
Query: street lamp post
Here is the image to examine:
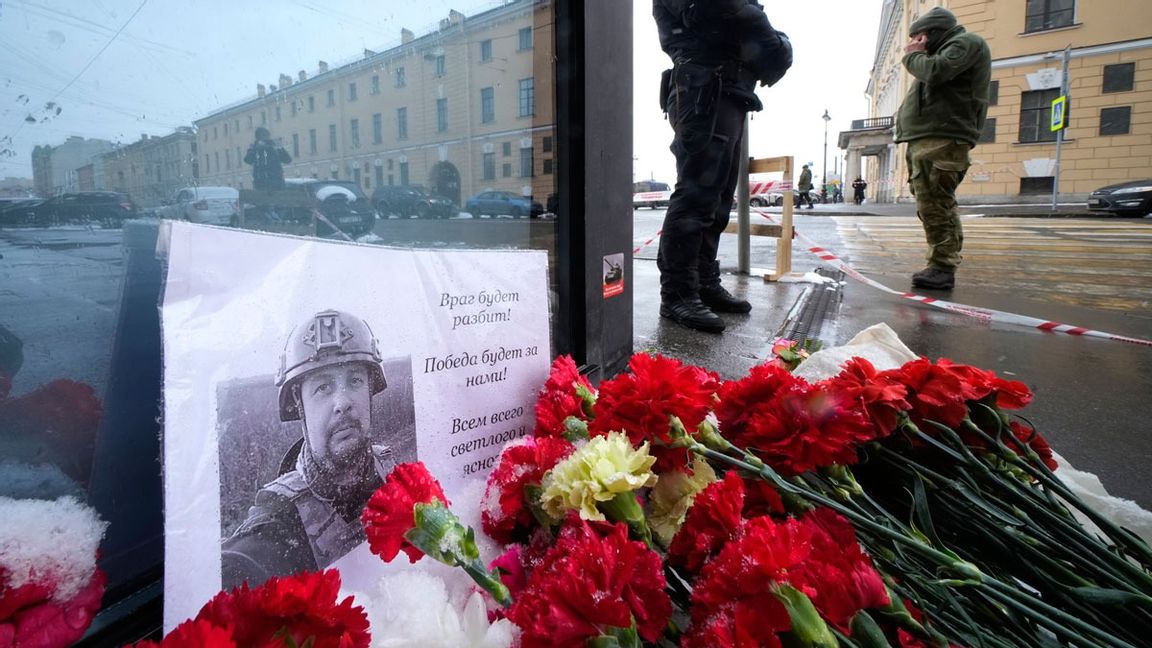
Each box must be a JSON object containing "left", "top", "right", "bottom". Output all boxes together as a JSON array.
[{"left": 822, "top": 110, "right": 831, "bottom": 197}]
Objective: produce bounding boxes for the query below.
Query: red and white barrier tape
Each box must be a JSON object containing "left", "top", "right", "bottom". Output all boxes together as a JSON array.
[
  {"left": 310, "top": 208, "right": 355, "bottom": 242},
  {"left": 634, "top": 229, "right": 662, "bottom": 255},
  {"left": 752, "top": 209, "right": 1152, "bottom": 348}
]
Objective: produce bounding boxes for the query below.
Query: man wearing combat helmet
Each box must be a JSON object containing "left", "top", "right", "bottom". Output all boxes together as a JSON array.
[{"left": 222, "top": 309, "right": 394, "bottom": 589}]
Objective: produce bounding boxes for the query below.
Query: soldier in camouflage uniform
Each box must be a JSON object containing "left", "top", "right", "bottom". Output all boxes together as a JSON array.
[
  {"left": 895, "top": 7, "right": 991, "bottom": 290},
  {"left": 221, "top": 309, "right": 394, "bottom": 589}
]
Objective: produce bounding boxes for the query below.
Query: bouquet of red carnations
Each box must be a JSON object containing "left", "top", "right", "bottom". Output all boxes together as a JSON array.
[{"left": 360, "top": 348, "right": 1152, "bottom": 647}]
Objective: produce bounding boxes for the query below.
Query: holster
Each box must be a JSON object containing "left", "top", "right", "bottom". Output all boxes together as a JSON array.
[{"left": 659, "top": 68, "right": 673, "bottom": 112}]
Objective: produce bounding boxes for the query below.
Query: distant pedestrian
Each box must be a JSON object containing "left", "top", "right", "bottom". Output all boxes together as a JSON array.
[
  {"left": 244, "top": 127, "right": 291, "bottom": 191},
  {"left": 896, "top": 7, "right": 991, "bottom": 290},
  {"left": 852, "top": 176, "right": 868, "bottom": 205},
  {"left": 797, "top": 164, "right": 814, "bottom": 209}
]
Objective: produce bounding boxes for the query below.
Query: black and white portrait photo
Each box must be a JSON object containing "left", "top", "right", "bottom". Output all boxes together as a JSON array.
[{"left": 215, "top": 309, "right": 417, "bottom": 590}]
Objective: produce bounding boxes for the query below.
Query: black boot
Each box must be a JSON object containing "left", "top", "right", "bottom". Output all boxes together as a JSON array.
[
  {"left": 700, "top": 284, "right": 752, "bottom": 313},
  {"left": 911, "top": 267, "right": 955, "bottom": 290},
  {"left": 660, "top": 297, "right": 726, "bottom": 333}
]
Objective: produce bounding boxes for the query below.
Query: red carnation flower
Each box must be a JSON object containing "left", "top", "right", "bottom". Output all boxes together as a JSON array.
[
  {"left": 1007, "top": 421, "right": 1058, "bottom": 471},
  {"left": 882, "top": 358, "right": 970, "bottom": 430},
  {"left": 742, "top": 479, "right": 786, "bottom": 518},
  {"left": 717, "top": 364, "right": 876, "bottom": 476},
  {"left": 0, "top": 566, "right": 105, "bottom": 648},
  {"left": 362, "top": 462, "right": 449, "bottom": 563},
  {"left": 482, "top": 436, "right": 574, "bottom": 544},
  {"left": 686, "top": 516, "right": 813, "bottom": 646},
  {"left": 131, "top": 618, "right": 236, "bottom": 647},
  {"left": 827, "top": 357, "right": 910, "bottom": 436},
  {"left": 534, "top": 355, "right": 595, "bottom": 438},
  {"left": 194, "top": 569, "right": 368, "bottom": 648},
  {"left": 669, "top": 471, "right": 747, "bottom": 575},
  {"left": 793, "top": 508, "right": 889, "bottom": 632},
  {"left": 508, "top": 519, "right": 672, "bottom": 646},
  {"left": 590, "top": 353, "right": 719, "bottom": 466}
]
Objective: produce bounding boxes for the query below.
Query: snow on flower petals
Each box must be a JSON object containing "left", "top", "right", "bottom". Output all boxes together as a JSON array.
[
  {"left": 481, "top": 436, "right": 575, "bottom": 544},
  {"left": 539, "top": 432, "right": 656, "bottom": 522},
  {"left": 362, "top": 461, "right": 449, "bottom": 563},
  {"left": 590, "top": 353, "right": 720, "bottom": 449},
  {"left": 507, "top": 519, "right": 671, "bottom": 646}
]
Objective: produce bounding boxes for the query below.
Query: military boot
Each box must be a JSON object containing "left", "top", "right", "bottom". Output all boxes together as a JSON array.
[
  {"left": 660, "top": 297, "right": 725, "bottom": 333},
  {"left": 911, "top": 267, "right": 955, "bottom": 290},
  {"left": 700, "top": 284, "right": 752, "bottom": 313}
]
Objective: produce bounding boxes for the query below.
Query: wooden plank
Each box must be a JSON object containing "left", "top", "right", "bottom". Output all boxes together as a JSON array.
[
  {"left": 747, "top": 156, "right": 789, "bottom": 174},
  {"left": 724, "top": 222, "right": 783, "bottom": 238}
]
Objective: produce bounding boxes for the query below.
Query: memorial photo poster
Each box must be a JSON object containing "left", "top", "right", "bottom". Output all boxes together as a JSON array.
[{"left": 160, "top": 222, "right": 550, "bottom": 629}]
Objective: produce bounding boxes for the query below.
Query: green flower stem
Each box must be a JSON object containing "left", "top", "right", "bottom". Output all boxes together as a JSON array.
[
  {"left": 460, "top": 560, "right": 513, "bottom": 607},
  {"left": 979, "top": 579, "right": 1140, "bottom": 648},
  {"left": 683, "top": 438, "right": 1145, "bottom": 648},
  {"left": 600, "top": 490, "right": 654, "bottom": 547}
]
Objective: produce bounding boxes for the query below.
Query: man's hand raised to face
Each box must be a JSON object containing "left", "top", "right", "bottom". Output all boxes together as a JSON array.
[{"left": 905, "top": 33, "right": 928, "bottom": 54}]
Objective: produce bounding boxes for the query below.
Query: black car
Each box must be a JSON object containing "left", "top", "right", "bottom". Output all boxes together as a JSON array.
[
  {"left": 1087, "top": 179, "right": 1152, "bottom": 217},
  {"left": 0, "top": 192, "right": 137, "bottom": 227},
  {"left": 241, "top": 179, "right": 377, "bottom": 238},
  {"left": 372, "top": 185, "right": 456, "bottom": 219}
]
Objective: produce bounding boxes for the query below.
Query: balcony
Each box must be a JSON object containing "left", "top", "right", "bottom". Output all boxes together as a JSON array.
[{"left": 849, "top": 116, "right": 894, "bottom": 130}]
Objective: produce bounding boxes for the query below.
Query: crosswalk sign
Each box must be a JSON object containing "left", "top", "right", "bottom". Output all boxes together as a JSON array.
[{"left": 1050, "top": 95, "right": 1068, "bottom": 132}]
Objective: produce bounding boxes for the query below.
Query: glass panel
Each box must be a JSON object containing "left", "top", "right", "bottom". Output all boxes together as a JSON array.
[{"left": 0, "top": 0, "right": 559, "bottom": 635}]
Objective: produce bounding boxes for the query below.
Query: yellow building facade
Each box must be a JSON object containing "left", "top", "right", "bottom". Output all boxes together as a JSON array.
[
  {"left": 845, "top": 0, "right": 1152, "bottom": 204},
  {"left": 194, "top": 1, "right": 555, "bottom": 209}
]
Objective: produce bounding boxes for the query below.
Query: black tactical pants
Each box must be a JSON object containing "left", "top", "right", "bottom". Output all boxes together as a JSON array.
[{"left": 658, "top": 76, "right": 748, "bottom": 302}]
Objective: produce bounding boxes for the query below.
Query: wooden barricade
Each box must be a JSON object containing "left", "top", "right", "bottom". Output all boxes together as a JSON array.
[{"left": 725, "top": 155, "right": 795, "bottom": 281}]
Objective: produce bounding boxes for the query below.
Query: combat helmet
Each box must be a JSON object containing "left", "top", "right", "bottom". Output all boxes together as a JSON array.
[{"left": 275, "top": 309, "right": 386, "bottom": 421}]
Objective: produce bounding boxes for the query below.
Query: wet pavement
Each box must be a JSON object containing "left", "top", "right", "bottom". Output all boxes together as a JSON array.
[{"left": 632, "top": 206, "right": 1152, "bottom": 509}]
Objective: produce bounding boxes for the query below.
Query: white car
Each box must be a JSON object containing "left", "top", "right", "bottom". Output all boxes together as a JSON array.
[{"left": 158, "top": 186, "right": 239, "bottom": 225}]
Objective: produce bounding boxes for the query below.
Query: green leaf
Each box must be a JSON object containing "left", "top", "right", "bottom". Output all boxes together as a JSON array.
[
  {"left": 771, "top": 583, "right": 837, "bottom": 648},
  {"left": 850, "top": 611, "right": 893, "bottom": 648},
  {"left": 1069, "top": 586, "right": 1152, "bottom": 608},
  {"left": 587, "top": 624, "right": 641, "bottom": 648}
]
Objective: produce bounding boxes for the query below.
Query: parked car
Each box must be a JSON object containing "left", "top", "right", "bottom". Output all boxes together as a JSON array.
[
  {"left": 465, "top": 190, "right": 544, "bottom": 218},
  {"left": 0, "top": 191, "right": 137, "bottom": 227},
  {"left": 371, "top": 184, "right": 456, "bottom": 219},
  {"left": 1087, "top": 179, "right": 1152, "bottom": 217},
  {"left": 157, "top": 186, "right": 239, "bottom": 225},
  {"left": 241, "top": 179, "right": 376, "bottom": 238}
]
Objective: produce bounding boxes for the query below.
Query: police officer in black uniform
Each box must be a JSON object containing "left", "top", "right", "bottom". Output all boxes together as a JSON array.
[
  {"left": 221, "top": 309, "right": 395, "bottom": 589},
  {"left": 654, "top": 0, "right": 792, "bottom": 333},
  {"left": 244, "top": 127, "right": 291, "bottom": 191}
]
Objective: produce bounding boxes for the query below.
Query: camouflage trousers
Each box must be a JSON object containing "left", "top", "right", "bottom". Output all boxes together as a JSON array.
[{"left": 906, "top": 137, "right": 971, "bottom": 271}]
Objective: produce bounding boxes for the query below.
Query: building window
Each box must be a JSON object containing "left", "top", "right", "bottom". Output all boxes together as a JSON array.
[
  {"left": 481, "top": 87, "right": 495, "bottom": 123},
  {"left": 519, "top": 146, "right": 533, "bottom": 178},
  {"left": 248, "top": 115, "right": 253, "bottom": 128},
  {"left": 372, "top": 113, "right": 383, "bottom": 144},
  {"left": 292, "top": 133, "right": 300, "bottom": 157},
  {"left": 399, "top": 161, "right": 409, "bottom": 185},
  {"left": 502, "top": 163, "right": 512, "bottom": 178},
  {"left": 395, "top": 66, "right": 406, "bottom": 88},
  {"left": 483, "top": 153, "right": 495, "bottom": 180},
  {"left": 480, "top": 39, "right": 492, "bottom": 63},
  {"left": 224, "top": 123, "right": 229, "bottom": 136},
  {"left": 327, "top": 89, "right": 335, "bottom": 107},
  {"left": 502, "top": 142, "right": 512, "bottom": 156},
  {"left": 1103, "top": 63, "right": 1135, "bottom": 93},
  {"left": 225, "top": 149, "right": 231, "bottom": 170},
  {"left": 204, "top": 154, "right": 209, "bottom": 172},
  {"left": 434, "top": 55, "right": 446, "bottom": 77},
  {"left": 977, "top": 118, "right": 997, "bottom": 144},
  {"left": 350, "top": 118, "right": 360, "bottom": 148},
  {"left": 543, "top": 158, "right": 553, "bottom": 175},
  {"left": 309, "top": 128, "right": 317, "bottom": 154},
  {"left": 542, "top": 136, "right": 553, "bottom": 153},
  {"left": 988, "top": 80, "right": 1000, "bottom": 106},
  {"left": 214, "top": 151, "right": 219, "bottom": 170},
  {"left": 436, "top": 98, "right": 448, "bottom": 132},
  {"left": 308, "top": 96, "right": 315, "bottom": 112},
  {"left": 518, "top": 27, "right": 532, "bottom": 51},
  {"left": 213, "top": 126, "right": 218, "bottom": 139},
  {"left": 261, "top": 111, "right": 267, "bottom": 125},
  {"left": 371, "top": 75, "right": 380, "bottom": 95},
  {"left": 275, "top": 106, "right": 281, "bottom": 121},
  {"left": 328, "top": 124, "right": 337, "bottom": 151},
  {"left": 1024, "top": 0, "right": 1074, "bottom": 33},
  {"left": 291, "top": 101, "right": 297, "bottom": 117},
  {"left": 349, "top": 82, "right": 358, "bottom": 101},
  {"left": 397, "top": 107, "right": 408, "bottom": 140},
  {"left": 234, "top": 119, "right": 239, "bottom": 132},
  {"left": 518, "top": 78, "right": 535, "bottom": 117},
  {"left": 374, "top": 166, "right": 383, "bottom": 186},
  {"left": 1020, "top": 176, "right": 1055, "bottom": 194},
  {"left": 1100, "top": 106, "right": 1132, "bottom": 136},
  {"left": 1018, "top": 88, "right": 1060, "bottom": 143}
]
